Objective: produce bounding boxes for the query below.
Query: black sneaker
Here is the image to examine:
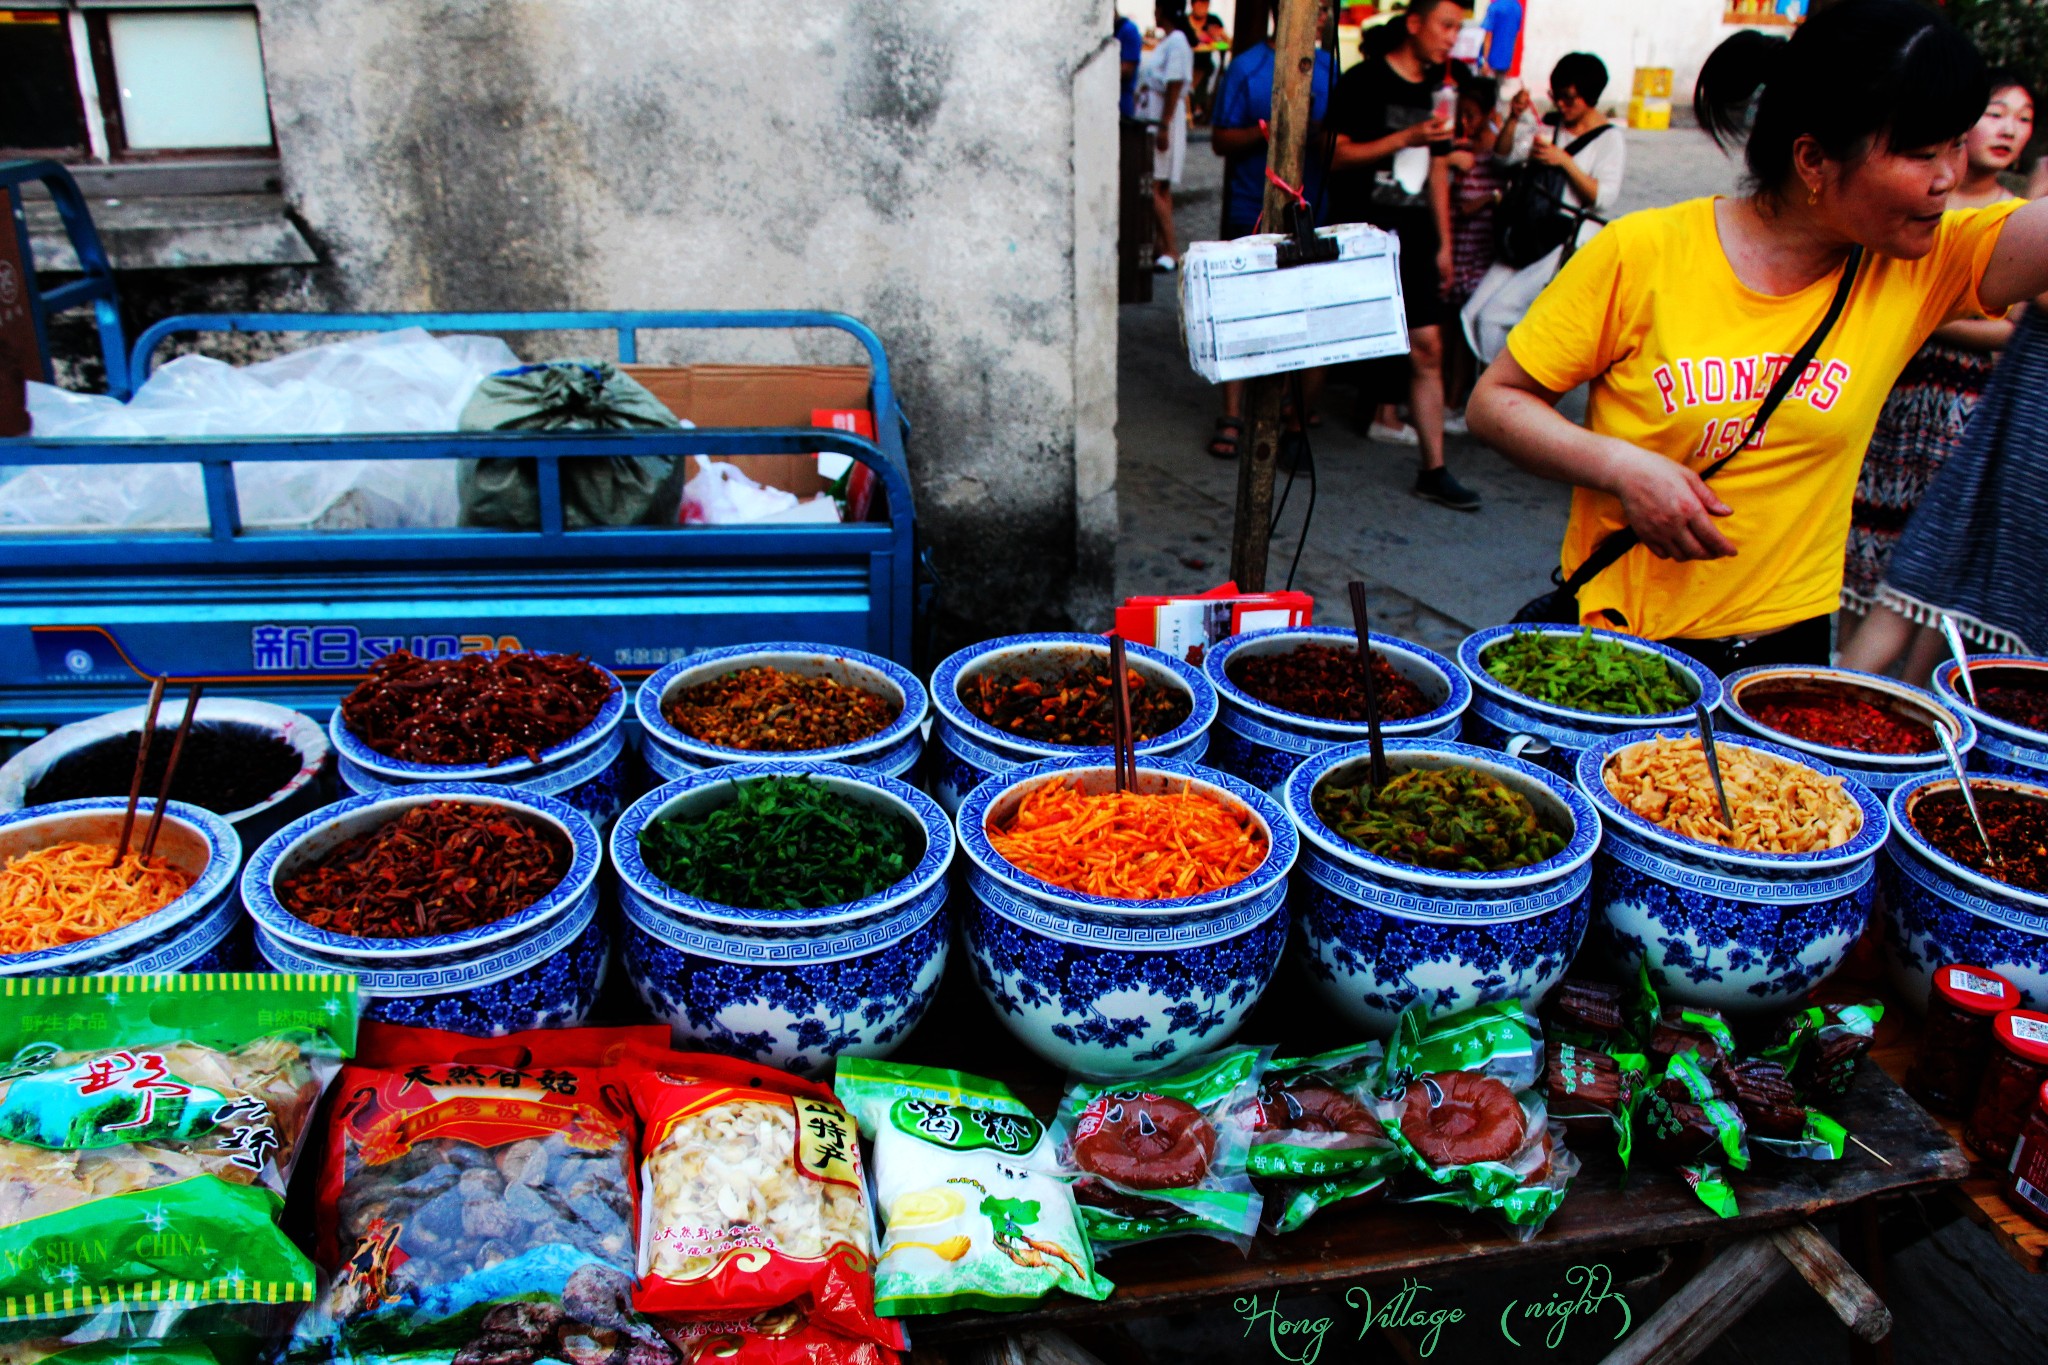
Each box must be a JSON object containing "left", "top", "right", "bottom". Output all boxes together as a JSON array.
[{"left": 1413, "top": 466, "right": 1481, "bottom": 511}]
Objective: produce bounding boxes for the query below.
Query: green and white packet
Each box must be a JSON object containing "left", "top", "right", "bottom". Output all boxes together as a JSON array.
[
  {"left": 835, "top": 1060, "right": 1112, "bottom": 1314},
  {"left": 1052, "top": 1046, "right": 1268, "bottom": 1251},
  {"left": 1680, "top": 1162, "right": 1738, "bottom": 1219},
  {"left": 0, "top": 973, "right": 356, "bottom": 1322},
  {"left": 1373, "top": 1003, "right": 1577, "bottom": 1241},
  {"left": 1246, "top": 1042, "right": 1403, "bottom": 1234},
  {"left": 1647, "top": 1051, "right": 1749, "bottom": 1171},
  {"left": 1753, "top": 1109, "right": 1849, "bottom": 1162}
]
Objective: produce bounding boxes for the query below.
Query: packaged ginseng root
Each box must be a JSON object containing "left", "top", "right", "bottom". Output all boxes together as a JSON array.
[{"left": 291, "top": 1022, "right": 669, "bottom": 1365}]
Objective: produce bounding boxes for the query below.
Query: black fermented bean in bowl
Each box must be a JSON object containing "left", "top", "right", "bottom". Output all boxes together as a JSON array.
[{"left": 25, "top": 722, "right": 305, "bottom": 816}]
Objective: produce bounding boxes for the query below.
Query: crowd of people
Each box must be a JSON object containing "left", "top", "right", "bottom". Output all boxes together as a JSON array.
[{"left": 1127, "top": 0, "right": 2047, "bottom": 673}]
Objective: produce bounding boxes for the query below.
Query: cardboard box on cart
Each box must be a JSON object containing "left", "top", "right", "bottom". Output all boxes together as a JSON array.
[{"left": 624, "top": 363, "right": 884, "bottom": 517}]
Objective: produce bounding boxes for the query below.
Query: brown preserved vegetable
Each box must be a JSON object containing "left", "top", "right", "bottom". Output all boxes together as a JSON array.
[
  {"left": 1909, "top": 964, "right": 2020, "bottom": 1115},
  {"left": 1965, "top": 1009, "right": 2048, "bottom": 1162}
]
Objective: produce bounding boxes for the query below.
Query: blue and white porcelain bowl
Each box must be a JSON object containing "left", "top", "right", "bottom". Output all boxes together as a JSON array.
[
  {"left": 1458, "top": 624, "right": 1723, "bottom": 779},
  {"left": 957, "top": 758, "right": 1295, "bottom": 1078},
  {"left": 0, "top": 698, "right": 329, "bottom": 855},
  {"left": 1203, "top": 628, "right": 1469, "bottom": 794},
  {"left": 1933, "top": 657, "right": 2048, "bottom": 782},
  {"left": 340, "top": 725, "right": 631, "bottom": 828},
  {"left": 1880, "top": 771, "right": 2048, "bottom": 1010},
  {"left": 1721, "top": 665, "right": 1973, "bottom": 797},
  {"left": 929, "top": 633, "right": 1218, "bottom": 815},
  {"left": 1578, "top": 731, "right": 1888, "bottom": 1016},
  {"left": 243, "top": 779, "right": 601, "bottom": 999},
  {"left": 611, "top": 762, "right": 953, "bottom": 1074},
  {"left": 1283, "top": 741, "right": 1598, "bottom": 1035},
  {"left": 634, "top": 643, "right": 929, "bottom": 783},
  {"left": 328, "top": 652, "right": 627, "bottom": 796},
  {"left": 0, "top": 799, "right": 242, "bottom": 976}
]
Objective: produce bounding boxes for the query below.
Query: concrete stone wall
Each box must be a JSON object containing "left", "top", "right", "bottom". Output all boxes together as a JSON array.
[{"left": 245, "top": 0, "right": 1122, "bottom": 642}]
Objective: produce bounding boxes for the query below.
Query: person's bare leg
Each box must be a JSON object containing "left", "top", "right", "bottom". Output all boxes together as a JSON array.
[
  {"left": 1301, "top": 367, "right": 1327, "bottom": 426},
  {"left": 1222, "top": 380, "right": 1244, "bottom": 420},
  {"left": 1408, "top": 325, "right": 1446, "bottom": 472},
  {"left": 1152, "top": 182, "right": 1178, "bottom": 260},
  {"left": 1837, "top": 603, "right": 1915, "bottom": 674},
  {"left": 1901, "top": 625, "right": 1949, "bottom": 688}
]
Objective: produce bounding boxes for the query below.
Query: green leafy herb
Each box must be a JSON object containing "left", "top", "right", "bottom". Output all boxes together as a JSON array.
[
  {"left": 638, "top": 775, "right": 920, "bottom": 910},
  {"left": 1482, "top": 628, "right": 1693, "bottom": 716},
  {"left": 1313, "top": 765, "right": 1566, "bottom": 872}
]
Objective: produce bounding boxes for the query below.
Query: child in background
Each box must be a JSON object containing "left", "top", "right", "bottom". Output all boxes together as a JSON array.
[{"left": 1444, "top": 75, "right": 1505, "bottom": 432}]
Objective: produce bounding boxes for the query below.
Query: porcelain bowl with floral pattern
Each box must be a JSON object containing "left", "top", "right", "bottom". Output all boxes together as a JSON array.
[
  {"left": 1720, "top": 665, "right": 1974, "bottom": 797},
  {"left": 610, "top": 761, "right": 954, "bottom": 1074},
  {"left": 1457, "top": 624, "right": 1723, "bottom": 779},
  {"left": 328, "top": 652, "right": 627, "bottom": 806},
  {"left": 1932, "top": 657, "right": 2048, "bottom": 782},
  {"left": 1880, "top": 771, "right": 2048, "bottom": 1011},
  {"left": 1202, "top": 628, "right": 1469, "bottom": 794},
  {"left": 1577, "top": 730, "right": 1889, "bottom": 1016},
  {"left": 1282, "top": 740, "right": 1599, "bottom": 1035},
  {"left": 0, "top": 697, "right": 330, "bottom": 855},
  {"left": 340, "top": 725, "right": 630, "bottom": 828},
  {"left": 929, "top": 633, "right": 1218, "bottom": 815},
  {"left": 634, "top": 643, "right": 929, "bottom": 784},
  {"left": 957, "top": 757, "right": 1295, "bottom": 1078},
  {"left": 0, "top": 798, "right": 243, "bottom": 977},
  {"left": 242, "top": 782, "right": 601, "bottom": 961}
]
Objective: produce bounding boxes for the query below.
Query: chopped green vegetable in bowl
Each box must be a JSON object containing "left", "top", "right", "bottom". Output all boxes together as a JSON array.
[
  {"left": 1481, "top": 628, "right": 1693, "bottom": 716},
  {"left": 1312, "top": 765, "right": 1567, "bottom": 872},
  {"left": 637, "top": 774, "right": 921, "bottom": 909}
]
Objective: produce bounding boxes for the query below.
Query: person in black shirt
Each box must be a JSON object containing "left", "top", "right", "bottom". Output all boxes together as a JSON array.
[{"left": 1327, "top": 0, "right": 1482, "bottom": 511}]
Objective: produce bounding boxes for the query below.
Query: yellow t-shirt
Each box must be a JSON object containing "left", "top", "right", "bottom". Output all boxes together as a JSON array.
[{"left": 1506, "top": 195, "right": 2025, "bottom": 642}]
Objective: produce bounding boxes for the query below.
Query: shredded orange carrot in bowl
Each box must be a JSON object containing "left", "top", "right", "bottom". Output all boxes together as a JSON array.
[
  {"left": 986, "top": 778, "right": 1268, "bottom": 899},
  {"left": 0, "top": 840, "right": 195, "bottom": 955}
]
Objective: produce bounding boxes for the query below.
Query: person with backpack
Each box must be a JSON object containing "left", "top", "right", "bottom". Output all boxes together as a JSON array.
[
  {"left": 1466, "top": 0, "right": 2048, "bottom": 671},
  {"left": 1460, "top": 53, "right": 1624, "bottom": 366}
]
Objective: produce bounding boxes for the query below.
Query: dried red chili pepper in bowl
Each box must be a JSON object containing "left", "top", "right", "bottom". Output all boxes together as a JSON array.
[
  {"left": 636, "top": 644, "right": 932, "bottom": 788},
  {"left": 1722, "top": 665, "right": 1974, "bottom": 798},
  {"left": 334, "top": 650, "right": 624, "bottom": 777}
]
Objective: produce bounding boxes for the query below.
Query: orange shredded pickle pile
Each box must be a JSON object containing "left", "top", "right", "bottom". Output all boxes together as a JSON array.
[
  {"left": 988, "top": 778, "right": 1268, "bottom": 899},
  {"left": 0, "top": 840, "right": 194, "bottom": 955}
]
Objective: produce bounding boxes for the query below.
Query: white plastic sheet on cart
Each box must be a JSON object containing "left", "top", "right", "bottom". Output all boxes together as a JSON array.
[{"left": 14, "top": 329, "right": 522, "bottom": 531}]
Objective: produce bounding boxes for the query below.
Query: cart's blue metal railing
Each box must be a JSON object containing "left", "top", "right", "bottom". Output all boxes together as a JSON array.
[{"left": 2, "top": 159, "right": 127, "bottom": 393}]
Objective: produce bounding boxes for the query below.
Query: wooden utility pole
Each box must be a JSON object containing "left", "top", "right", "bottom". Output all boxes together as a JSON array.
[{"left": 1227, "top": 0, "right": 1320, "bottom": 591}]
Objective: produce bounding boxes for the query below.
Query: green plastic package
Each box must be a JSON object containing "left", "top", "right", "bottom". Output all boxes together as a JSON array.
[
  {"left": 1052, "top": 1047, "right": 1267, "bottom": 1251},
  {"left": 1545, "top": 1041, "right": 1647, "bottom": 1169},
  {"left": 0, "top": 973, "right": 356, "bottom": 1323},
  {"left": 1374, "top": 1003, "right": 1578, "bottom": 1240},
  {"left": 1643, "top": 1051, "right": 1749, "bottom": 1171},
  {"left": 1763, "top": 1001, "right": 1884, "bottom": 1104},
  {"left": 835, "top": 1060, "right": 1112, "bottom": 1315},
  {"left": 1245, "top": 1042, "right": 1403, "bottom": 1234}
]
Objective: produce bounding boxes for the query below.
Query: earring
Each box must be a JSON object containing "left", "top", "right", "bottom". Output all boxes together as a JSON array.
[{"left": 1808, "top": 185, "right": 1820, "bottom": 206}]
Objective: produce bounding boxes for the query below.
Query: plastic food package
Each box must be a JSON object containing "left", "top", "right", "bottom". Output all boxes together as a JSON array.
[
  {"left": 19, "top": 329, "right": 518, "bottom": 530},
  {"left": 1373, "top": 1002, "right": 1578, "bottom": 1240},
  {"left": 1544, "top": 1041, "right": 1647, "bottom": 1168},
  {"left": 292, "top": 1022, "right": 668, "bottom": 1365},
  {"left": 1244, "top": 1042, "right": 1402, "bottom": 1234},
  {"left": 626, "top": 1053, "right": 902, "bottom": 1353},
  {"left": 680, "top": 456, "right": 840, "bottom": 526},
  {"left": 1051, "top": 1047, "right": 1267, "bottom": 1252},
  {"left": 1763, "top": 1001, "right": 1883, "bottom": 1105},
  {"left": 834, "top": 1059, "right": 1110, "bottom": 1315},
  {"left": 651, "top": 1303, "right": 897, "bottom": 1365},
  {"left": 0, "top": 973, "right": 355, "bottom": 1325}
]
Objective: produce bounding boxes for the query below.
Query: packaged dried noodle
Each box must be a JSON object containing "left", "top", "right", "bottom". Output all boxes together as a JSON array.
[
  {"left": 626, "top": 1052, "right": 902, "bottom": 1353},
  {"left": 0, "top": 973, "right": 355, "bottom": 1324},
  {"left": 835, "top": 1059, "right": 1110, "bottom": 1314},
  {"left": 291, "top": 1022, "right": 669, "bottom": 1365}
]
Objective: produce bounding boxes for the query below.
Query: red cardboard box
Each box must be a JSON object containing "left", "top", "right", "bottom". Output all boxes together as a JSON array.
[{"left": 1115, "top": 582, "right": 1314, "bottom": 661}]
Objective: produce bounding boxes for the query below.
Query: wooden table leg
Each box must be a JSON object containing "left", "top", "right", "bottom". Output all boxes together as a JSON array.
[{"left": 1838, "top": 1201, "right": 1899, "bottom": 1365}]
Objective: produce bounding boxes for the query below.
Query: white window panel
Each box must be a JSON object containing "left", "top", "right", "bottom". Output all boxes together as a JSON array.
[{"left": 108, "top": 10, "right": 272, "bottom": 150}]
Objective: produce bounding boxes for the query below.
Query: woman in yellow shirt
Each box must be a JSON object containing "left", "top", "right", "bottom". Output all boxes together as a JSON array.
[{"left": 1467, "top": 0, "right": 2048, "bottom": 672}]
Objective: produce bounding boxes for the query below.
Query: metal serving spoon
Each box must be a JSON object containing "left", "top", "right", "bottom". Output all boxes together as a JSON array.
[
  {"left": 1694, "top": 700, "right": 1736, "bottom": 835},
  {"left": 1936, "top": 723, "right": 2001, "bottom": 869},
  {"left": 1940, "top": 614, "right": 1979, "bottom": 708}
]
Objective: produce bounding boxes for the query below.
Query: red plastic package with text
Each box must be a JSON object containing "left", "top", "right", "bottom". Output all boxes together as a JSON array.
[
  {"left": 656, "top": 1299, "right": 900, "bottom": 1365},
  {"left": 625, "top": 1051, "right": 905, "bottom": 1352}
]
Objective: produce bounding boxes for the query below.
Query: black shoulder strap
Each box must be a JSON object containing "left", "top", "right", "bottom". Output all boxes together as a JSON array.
[
  {"left": 1563, "top": 123, "right": 1613, "bottom": 157},
  {"left": 1559, "top": 245, "right": 1866, "bottom": 599}
]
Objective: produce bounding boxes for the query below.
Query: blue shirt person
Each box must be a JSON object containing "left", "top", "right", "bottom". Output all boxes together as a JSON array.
[
  {"left": 1211, "top": 41, "right": 1336, "bottom": 234},
  {"left": 1117, "top": 15, "right": 1144, "bottom": 118},
  {"left": 1481, "top": 0, "right": 1522, "bottom": 76}
]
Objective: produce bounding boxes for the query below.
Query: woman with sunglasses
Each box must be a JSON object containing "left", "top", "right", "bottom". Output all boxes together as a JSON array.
[{"left": 1467, "top": 0, "right": 2048, "bottom": 671}]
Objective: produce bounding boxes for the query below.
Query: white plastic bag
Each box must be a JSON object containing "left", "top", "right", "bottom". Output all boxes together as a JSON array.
[
  {"left": 14, "top": 329, "right": 521, "bottom": 530},
  {"left": 679, "top": 455, "right": 840, "bottom": 526}
]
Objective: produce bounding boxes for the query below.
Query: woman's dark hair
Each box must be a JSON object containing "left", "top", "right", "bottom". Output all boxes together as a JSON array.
[
  {"left": 1459, "top": 73, "right": 1500, "bottom": 115},
  {"left": 1550, "top": 52, "right": 1609, "bottom": 106},
  {"left": 1696, "top": 0, "right": 1989, "bottom": 197},
  {"left": 1985, "top": 66, "right": 2039, "bottom": 111}
]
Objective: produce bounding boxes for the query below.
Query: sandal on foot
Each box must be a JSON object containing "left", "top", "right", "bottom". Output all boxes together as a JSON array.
[{"left": 1208, "top": 415, "right": 1246, "bottom": 460}]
